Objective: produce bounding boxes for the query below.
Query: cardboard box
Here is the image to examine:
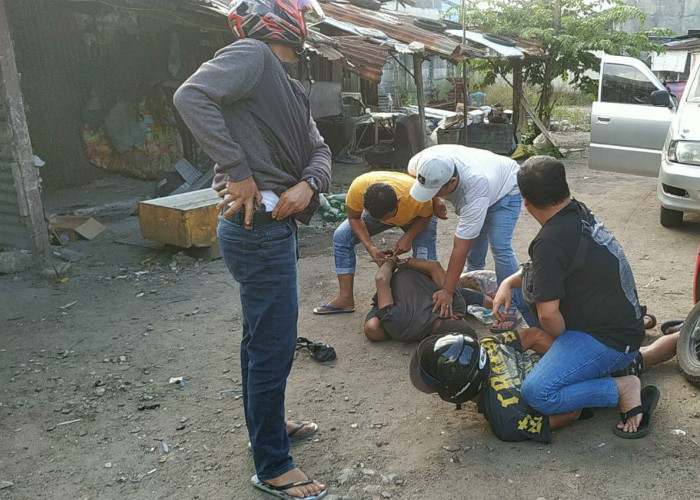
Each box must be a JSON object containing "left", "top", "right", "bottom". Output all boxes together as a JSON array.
[
  {"left": 50, "top": 216, "right": 106, "bottom": 243},
  {"left": 138, "top": 189, "right": 220, "bottom": 248}
]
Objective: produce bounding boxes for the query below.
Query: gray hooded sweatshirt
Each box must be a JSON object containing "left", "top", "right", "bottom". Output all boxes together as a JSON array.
[{"left": 173, "top": 39, "right": 331, "bottom": 224}]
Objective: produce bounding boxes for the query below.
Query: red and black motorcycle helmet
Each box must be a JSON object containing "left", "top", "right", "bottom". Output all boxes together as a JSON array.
[
  {"left": 228, "top": 0, "right": 324, "bottom": 46},
  {"left": 410, "top": 333, "right": 489, "bottom": 405}
]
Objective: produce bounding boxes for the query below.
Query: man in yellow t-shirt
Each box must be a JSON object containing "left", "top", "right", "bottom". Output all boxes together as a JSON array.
[{"left": 314, "top": 171, "right": 437, "bottom": 314}]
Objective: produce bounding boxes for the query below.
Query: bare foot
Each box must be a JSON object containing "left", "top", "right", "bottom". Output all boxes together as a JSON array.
[
  {"left": 264, "top": 468, "right": 325, "bottom": 498},
  {"left": 614, "top": 375, "right": 642, "bottom": 433}
]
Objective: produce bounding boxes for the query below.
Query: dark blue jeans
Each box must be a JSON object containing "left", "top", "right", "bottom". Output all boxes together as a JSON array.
[{"left": 217, "top": 216, "right": 298, "bottom": 481}]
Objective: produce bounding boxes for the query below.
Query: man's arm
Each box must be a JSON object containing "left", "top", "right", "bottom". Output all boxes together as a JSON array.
[
  {"left": 375, "top": 261, "right": 395, "bottom": 308},
  {"left": 432, "top": 236, "right": 473, "bottom": 317},
  {"left": 300, "top": 115, "right": 332, "bottom": 193},
  {"left": 492, "top": 269, "right": 523, "bottom": 322},
  {"left": 347, "top": 207, "right": 386, "bottom": 265},
  {"left": 535, "top": 299, "right": 565, "bottom": 337},
  {"left": 394, "top": 215, "right": 431, "bottom": 256},
  {"left": 173, "top": 43, "right": 264, "bottom": 183},
  {"left": 404, "top": 258, "right": 446, "bottom": 288}
]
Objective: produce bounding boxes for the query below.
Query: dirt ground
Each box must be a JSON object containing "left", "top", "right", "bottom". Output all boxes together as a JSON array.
[{"left": 2, "top": 132, "right": 700, "bottom": 500}]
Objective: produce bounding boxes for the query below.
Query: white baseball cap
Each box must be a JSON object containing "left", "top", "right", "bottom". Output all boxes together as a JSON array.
[{"left": 410, "top": 156, "right": 456, "bottom": 202}]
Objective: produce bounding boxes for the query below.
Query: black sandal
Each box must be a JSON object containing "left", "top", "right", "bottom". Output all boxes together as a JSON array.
[
  {"left": 613, "top": 385, "right": 660, "bottom": 439},
  {"left": 251, "top": 474, "right": 327, "bottom": 499},
  {"left": 660, "top": 319, "right": 684, "bottom": 335}
]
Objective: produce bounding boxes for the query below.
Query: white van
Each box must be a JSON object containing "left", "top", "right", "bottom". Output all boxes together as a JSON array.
[{"left": 589, "top": 54, "right": 700, "bottom": 227}]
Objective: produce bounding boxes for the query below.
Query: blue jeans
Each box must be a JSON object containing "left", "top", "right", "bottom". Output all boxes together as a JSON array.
[
  {"left": 217, "top": 216, "right": 298, "bottom": 481},
  {"left": 521, "top": 330, "right": 638, "bottom": 415},
  {"left": 465, "top": 193, "right": 537, "bottom": 326},
  {"left": 334, "top": 214, "right": 438, "bottom": 274}
]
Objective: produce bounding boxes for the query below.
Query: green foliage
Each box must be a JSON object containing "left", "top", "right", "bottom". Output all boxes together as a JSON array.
[{"left": 446, "top": 0, "right": 673, "bottom": 126}]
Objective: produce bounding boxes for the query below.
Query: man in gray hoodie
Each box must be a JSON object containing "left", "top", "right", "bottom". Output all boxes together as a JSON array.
[{"left": 173, "top": 1, "right": 330, "bottom": 498}]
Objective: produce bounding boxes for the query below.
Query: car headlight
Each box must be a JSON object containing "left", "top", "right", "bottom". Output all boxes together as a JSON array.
[{"left": 668, "top": 140, "right": 700, "bottom": 166}]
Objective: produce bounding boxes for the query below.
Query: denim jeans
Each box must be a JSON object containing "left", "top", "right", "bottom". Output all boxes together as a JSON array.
[
  {"left": 521, "top": 330, "right": 638, "bottom": 415},
  {"left": 465, "top": 193, "right": 537, "bottom": 326},
  {"left": 334, "top": 214, "right": 438, "bottom": 274},
  {"left": 217, "top": 216, "right": 298, "bottom": 481}
]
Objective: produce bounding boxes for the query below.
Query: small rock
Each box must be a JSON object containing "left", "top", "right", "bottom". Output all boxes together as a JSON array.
[
  {"left": 146, "top": 325, "right": 154, "bottom": 332},
  {"left": 350, "top": 423, "right": 358, "bottom": 428},
  {"left": 381, "top": 474, "right": 397, "bottom": 485},
  {"left": 94, "top": 387, "right": 106, "bottom": 397},
  {"left": 104, "top": 462, "right": 113, "bottom": 468},
  {"left": 158, "top": 456, "right": 167, "bottom": 463},
  {"left": 60, "top": 407, "right": 72, "bottom": 414},
  {"left": 180, "top": 417, "right": 189, "bottom": 424},
  {"left": 363, "top": 485, "right": 382, "bottom": 495},
  {"left": 118, "top": 356, "right": 127, "bottom": 363},
  {"left": 381, "top": 491, "right": 392, "bottom": 499},
  {"left": 449, "top": 455, "right": 460, "bottom": 463},
  {"left": 360, "top": 468, "right": 376, "bottom": 477},
  {"left": 0, "top": 481, "right": 13, "bottom": 490},
  {"left": 443, "top": 445, "right": 460, "bottom": 452},
  {"left": 337, "top": 468, "right": 355, "bottom": 485},
  {"left": 0, "top": 251, "right": 31, "bottom": 274}
]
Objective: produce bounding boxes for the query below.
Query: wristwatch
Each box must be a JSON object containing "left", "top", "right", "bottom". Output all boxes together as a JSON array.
[{"left": 305, "top": 177, "right": 320, "bottom": 194}]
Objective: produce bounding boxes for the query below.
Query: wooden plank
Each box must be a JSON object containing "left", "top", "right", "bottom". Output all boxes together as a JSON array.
[
  {"left": 0, "top": 0, "right": 50, "bottom": 257},
  {"left": 502, "top": 76, "right": 560, "bottom": 151}
]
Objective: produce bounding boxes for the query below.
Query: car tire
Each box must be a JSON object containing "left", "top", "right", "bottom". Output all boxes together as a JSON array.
[
  {"left": 660, "top": 206, "right": 683, "bottom": 227},
  {"left": 678, "top": 301, "right": 700, "bottom": 387},
  {"left": 413, "top": 18, "right": 447, "bottom": 33},
  {"left": 483, "top": 33, "right": 517, "bottom": 47}
]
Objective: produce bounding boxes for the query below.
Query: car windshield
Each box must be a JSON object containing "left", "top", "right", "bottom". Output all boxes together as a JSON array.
[{"left": 688, "top": 67, "right": 700, "bottom": 103}]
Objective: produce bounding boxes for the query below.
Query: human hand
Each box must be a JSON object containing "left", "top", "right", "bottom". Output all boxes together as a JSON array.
[
  {"left": 368, "top": 246, "right": 387, "bottom": 266},
  {"left": 393, "top": 233, "right": 413, "bottom": 256},
  {"left": 271, "top": 181, "right": 314, "bottom": 220},
  {"left": 216, "top": 177, "right": 262, "bottom": 227},
  {"left": 432, "top": 288, "right": 454, "bottom": 318},
  {"left": 492, "top": 282, "right": 513, "bottom": 322},
  {"left": 433, "top": 198, "right": 448, "bottom": 220}
]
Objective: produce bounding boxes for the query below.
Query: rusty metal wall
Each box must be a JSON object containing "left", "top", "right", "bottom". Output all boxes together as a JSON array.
[
  {"left": 0, "top": 95, "right": 31, "bottom": 250},
  {"left": 6, "top": 0, "right": 100, "bottom": 189}
]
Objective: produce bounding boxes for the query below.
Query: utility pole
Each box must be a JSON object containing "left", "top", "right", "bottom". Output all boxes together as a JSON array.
[{"left": 461, "top": 0, "right": 469, "bottom": 146}]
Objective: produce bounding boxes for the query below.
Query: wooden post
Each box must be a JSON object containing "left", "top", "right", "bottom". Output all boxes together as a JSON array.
[
  {"left": 512, "top": 58, "right": 523, "bottom": 138},
  {"left": 412, "top": 53, "right": 426, "bottom": 136},
  {"left": 0, "top": 0, "right": 50, "bottom": 260},
  {"left": 461, "top": 0, "right": 469, "bottom": 146}
]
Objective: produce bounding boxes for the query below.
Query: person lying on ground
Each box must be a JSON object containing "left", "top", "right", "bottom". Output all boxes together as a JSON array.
[
  {"left": 492, "top": 156, "right": 653, "bottom": 438},
  {"left": 407, "top": 145, "right": 536, "bottom": 332},
  {"left": 411, "top": 330, "right": 678, "bottom": 443},
  {"left": 314, "top": 172, "right": 437, "bottom": 315},
  {"left": 363, "top": 256, "right": 492, "bottom": 342}
]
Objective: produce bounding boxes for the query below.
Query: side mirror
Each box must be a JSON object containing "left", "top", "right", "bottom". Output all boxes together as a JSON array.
[{"left": 650, "top": 90, "right": 672, "bottom": 108}]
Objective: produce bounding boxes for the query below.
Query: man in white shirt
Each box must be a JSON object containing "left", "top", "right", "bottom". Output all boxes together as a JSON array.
[{"left": 408, "top": 144, "right": 535, "bottom": 330}]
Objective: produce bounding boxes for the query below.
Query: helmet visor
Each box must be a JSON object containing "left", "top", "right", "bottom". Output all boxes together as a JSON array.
[
  {"left": 409, "top": 350, "right": 444, "bottom": 395},
  {"left": 298, "top": 0, "right": 325, "bottom": 25}
]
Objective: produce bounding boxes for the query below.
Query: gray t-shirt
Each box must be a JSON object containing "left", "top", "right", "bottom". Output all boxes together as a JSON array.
[{"left": 375, "top": 269, "right": 467, "bottom": 342}]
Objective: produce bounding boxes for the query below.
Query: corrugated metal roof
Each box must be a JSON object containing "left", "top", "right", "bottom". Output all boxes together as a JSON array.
[
  {"left": 321, "top": 2, "right": 486, "bottom": 61},
  {"left": 665, "top": 37, "right": 700, "bottom": 52},
  {"left": 307, "top": 33, "right": 392, "bottom": 83}
]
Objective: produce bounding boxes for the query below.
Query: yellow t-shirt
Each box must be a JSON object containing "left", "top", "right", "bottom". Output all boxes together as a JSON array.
[{"left": 345, "top": 171, "right": 433, "bottom": 227}]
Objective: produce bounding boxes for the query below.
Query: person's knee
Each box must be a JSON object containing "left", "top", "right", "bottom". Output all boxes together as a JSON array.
[
  {"left": 521, "top": 376, "right": 556, "bottom": 414},
  {"left": 364, "top": 318, "right": 388, "bottom": 342}
]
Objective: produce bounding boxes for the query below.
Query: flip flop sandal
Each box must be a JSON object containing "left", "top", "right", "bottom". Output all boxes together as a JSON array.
[
  {"left": 287, "top": 420, "right": 319, "bottom": 441},
  {"left": 312, "top": 304, "right": 355, "bottom": 315},
  {"left": 248, "top": 421, "right": 319, "bottom": 451},
  {"left": 251, "top": 474, "right": 328, "bottom": 500},
  {"left": 613, "top": 385, "right": 660, "bottom": 439},
  {"left": 489, "top": 313, "right": 521, "bottom": 334},
  {"left": 644, "top": 313, "right": 657, "bottom": 330},
  {"left": 660, "top": 319, "right": 684, "bottom": 335}
]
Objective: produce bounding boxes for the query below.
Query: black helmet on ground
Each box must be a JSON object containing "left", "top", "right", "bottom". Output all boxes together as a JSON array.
[{"left": 410, "top": 333, "right": 489, "bottom": 404}]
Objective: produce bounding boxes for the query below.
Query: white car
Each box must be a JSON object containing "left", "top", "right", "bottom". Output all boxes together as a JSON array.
[{"left": 589, "top": 54, "right": 700, "bottom": 227}]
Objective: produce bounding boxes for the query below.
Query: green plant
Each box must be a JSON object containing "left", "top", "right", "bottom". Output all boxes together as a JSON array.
[{"left": 447, "top": 0, "right": 672, "bottom": 129}]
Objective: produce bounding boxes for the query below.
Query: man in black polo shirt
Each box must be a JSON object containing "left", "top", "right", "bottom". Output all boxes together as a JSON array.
[{"left": 493, "top": 156, "right": 656, "bottom": 438}]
